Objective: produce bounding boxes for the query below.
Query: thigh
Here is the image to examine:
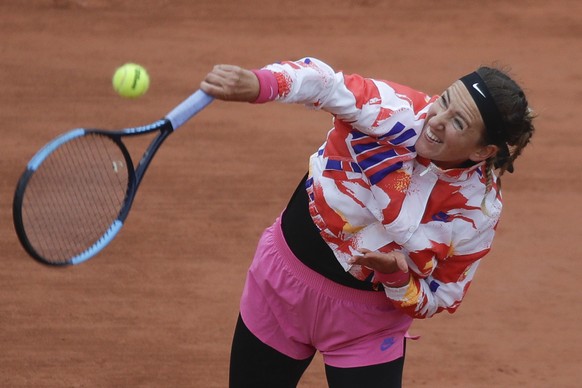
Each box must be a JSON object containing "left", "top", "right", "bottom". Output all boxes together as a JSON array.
[
  {"left": 324, "top": 342, "right": 406, "bottom": 388},
  {"left": 229, "top": 314, "right": 315, "bottom": 388}
]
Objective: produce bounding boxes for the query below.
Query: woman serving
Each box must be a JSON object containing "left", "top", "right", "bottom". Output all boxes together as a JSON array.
[{"left": 201, "top": 57, "right": 535, "bottom": 388}]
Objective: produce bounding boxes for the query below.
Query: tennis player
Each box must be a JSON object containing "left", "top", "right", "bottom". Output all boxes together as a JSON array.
[{"left": 201, "top": 57, "right": 536, "bottom": 387}]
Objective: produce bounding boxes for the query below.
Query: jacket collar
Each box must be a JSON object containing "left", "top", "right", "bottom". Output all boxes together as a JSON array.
[{"left": 416, "top": 156, "right": 485, "bottom": 182}]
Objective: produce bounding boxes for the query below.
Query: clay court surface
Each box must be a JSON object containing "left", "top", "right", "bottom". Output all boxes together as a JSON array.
[{"left": 1, "top": 1, "right": 580, "bottom": 386}]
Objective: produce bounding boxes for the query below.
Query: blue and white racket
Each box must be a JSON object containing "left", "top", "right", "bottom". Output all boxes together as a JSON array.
[{"left": 13, "top": 90, "right": 214, "bottom": 266}]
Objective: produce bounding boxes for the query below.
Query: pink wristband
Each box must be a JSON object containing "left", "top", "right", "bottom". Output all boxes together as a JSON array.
[
  {"left": 373, "top": 270, "right": 410, "bottom": 287},
  {"left": 251, "top": 69, "right": 278, "bottom": 104}
]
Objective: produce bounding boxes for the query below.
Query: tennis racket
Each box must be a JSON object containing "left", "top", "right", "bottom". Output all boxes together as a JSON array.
[{"left": 13, "top": 89, "right": 214, "bottom": 266}]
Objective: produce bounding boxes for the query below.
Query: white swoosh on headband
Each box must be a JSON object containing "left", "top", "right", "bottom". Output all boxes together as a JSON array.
[{"left": 472, "top": 83, "right": 486, "bottom": 98}]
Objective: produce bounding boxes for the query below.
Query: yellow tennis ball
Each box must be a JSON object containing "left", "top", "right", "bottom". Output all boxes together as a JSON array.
[{"left": 112, "top": 63, "right": 150, "bottom": 98}]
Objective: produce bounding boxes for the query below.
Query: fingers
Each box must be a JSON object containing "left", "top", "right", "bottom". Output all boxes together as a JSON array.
[
  {"left": 199, "top": 65, "right": 237, "bottom": 99},
  {"left": 347, "top": 254, "right": 364, "bottom": 266},
  {"left": 395, "top": 253, "right": 409, "bottom": 273},
  {"left": 200, "top": 64, "right": 259, "bottom": 102},
  {"left": 348, "top": 250, "right": 409, "bottom": 274},
  {"left": 203, "top": 65, "right": 240, "bottom": 89}
]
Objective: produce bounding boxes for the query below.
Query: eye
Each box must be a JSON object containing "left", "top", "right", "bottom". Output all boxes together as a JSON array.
[
  {"left": 453, "top": 118, "right": 464, "bottom": 130},
  {"left": 439, "top": 94, "right": 448, "bottom": 108}
]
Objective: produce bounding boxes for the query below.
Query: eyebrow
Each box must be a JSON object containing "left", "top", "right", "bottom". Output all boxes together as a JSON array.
[{"left": 445, "top": 89, "right": 469, "bottom": 126}]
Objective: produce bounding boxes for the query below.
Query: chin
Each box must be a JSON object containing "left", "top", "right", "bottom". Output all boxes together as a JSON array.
[{"left": 414, "top": 138, "right": 431, "bottom": 159}]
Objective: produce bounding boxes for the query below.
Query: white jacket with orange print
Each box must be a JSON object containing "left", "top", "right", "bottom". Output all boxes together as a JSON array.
[{"left": 262, "top": 57, "right": 502, "bottom": 319}]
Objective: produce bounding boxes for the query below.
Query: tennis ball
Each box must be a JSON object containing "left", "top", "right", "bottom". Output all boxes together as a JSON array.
[{"left": 112, "top": 63, "right": 150, "bottom": 98}]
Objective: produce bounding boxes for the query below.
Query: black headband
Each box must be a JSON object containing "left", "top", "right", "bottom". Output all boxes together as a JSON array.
[
  {"left": 459, "top": 72, "right": 506, "bottom": 145},
  {"left": 460, "top": 72, "right": 513, "bottom": 172}
]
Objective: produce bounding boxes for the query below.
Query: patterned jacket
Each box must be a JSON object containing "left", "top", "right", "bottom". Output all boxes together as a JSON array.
[{"left": 262, "top": 57, "right": 502, "bottom": 318}]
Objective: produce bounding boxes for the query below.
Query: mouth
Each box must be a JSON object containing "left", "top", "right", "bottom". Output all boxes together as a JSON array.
[{"left": 425, "top": 127, "right": 443, "bottom": 144}]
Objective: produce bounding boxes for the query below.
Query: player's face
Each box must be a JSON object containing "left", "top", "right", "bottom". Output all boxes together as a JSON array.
[{"left": 416, "top": 81, "right": 496, "bottom": 169}]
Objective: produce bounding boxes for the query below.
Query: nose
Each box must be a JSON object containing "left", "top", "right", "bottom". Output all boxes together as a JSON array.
[{"left": 428, "top": 111, "right": 447, "bottom": 131}]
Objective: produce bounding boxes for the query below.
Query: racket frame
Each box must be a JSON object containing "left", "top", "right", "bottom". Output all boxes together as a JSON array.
[{"left": 13, "top": 90, "right": 213, "bottom": 266}]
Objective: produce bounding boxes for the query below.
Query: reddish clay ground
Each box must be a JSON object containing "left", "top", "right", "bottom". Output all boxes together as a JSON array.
[{"left": 1, "top": 1, "right": 580, "bottom": 387}]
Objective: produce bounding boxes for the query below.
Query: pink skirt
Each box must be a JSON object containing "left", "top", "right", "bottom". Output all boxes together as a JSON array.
[{"left": 240, "top": 216, "right": 413, "bottom": 368}]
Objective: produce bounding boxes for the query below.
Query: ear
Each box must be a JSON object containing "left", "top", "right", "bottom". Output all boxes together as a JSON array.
[{"left": 469, "top": 144, "right": 499, "bottom": 163}]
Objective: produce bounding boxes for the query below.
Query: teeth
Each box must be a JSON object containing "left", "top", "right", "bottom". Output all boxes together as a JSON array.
[{"left": 426, "top": 128, "right": 442, "bottom": 143}]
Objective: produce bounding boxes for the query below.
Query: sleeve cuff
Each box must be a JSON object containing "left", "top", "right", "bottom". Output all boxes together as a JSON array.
[{"left": 373, "top": 270, "right": 410, "bottom": 287}]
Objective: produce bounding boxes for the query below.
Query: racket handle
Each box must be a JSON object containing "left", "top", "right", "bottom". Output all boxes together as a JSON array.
[{"left": 166, "top": 89, "right": 214, "bottom": 130}]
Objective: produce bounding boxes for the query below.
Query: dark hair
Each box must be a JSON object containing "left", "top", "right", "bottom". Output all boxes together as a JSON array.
[
  {"left": 476, "top": 66, "right": 536, "bottom": 175},
  {"left": 475, "top": 66, "right": 536, "bottom": 215}
]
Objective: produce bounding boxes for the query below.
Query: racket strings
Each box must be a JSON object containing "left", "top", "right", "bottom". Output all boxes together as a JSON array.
[{"left": 21, "top": 134, "right": 131, "bottom": 264}]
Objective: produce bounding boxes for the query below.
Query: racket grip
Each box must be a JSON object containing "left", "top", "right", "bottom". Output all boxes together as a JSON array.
[{"left": 166, "top": 89, "right": 214, "bottom": 130}]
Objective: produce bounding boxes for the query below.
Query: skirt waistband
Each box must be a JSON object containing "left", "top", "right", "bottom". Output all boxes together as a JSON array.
[{"left": 272, "top": 216, "right": 392, "bottom": 307}]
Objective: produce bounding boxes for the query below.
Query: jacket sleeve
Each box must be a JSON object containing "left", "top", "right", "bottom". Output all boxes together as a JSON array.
[
  {"left": 263, "top": 57, "right": 431, "bottom": 142},
  {"left": 382, "top": 207, "right": 500, "bottom": 319},
  {"left": 384, "top": 253, "right": 483, "bottom": 319}
]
